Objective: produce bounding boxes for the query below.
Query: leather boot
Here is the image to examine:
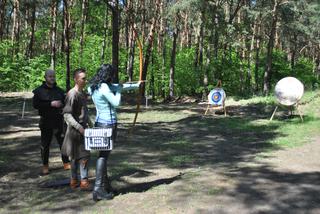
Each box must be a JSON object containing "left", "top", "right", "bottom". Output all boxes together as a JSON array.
[
  {"left": 42, "top": 165, "right": 49, "bottom": 175},
  {"left": 70, "top": 178, "right": 78, "bottom": 189},
  {"left": 92, "top": 158, "right": 113, "bottom": 201},
  {"left": 80, "top": 179, "right": 90, "bottom": 190},
  {"left": 63, "top": 163, "right": 71, "bottom": 170}
]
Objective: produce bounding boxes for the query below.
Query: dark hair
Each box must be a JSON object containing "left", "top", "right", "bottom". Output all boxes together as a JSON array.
[
  {"left": 89, "top": 64, "right": 115, "bottom": 93},
  {"left": 73, "top": 68, "right": 86, "bottom": 78}
]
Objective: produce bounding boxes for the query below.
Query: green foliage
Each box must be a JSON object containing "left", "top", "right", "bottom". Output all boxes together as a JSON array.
[
  {"left": 0, "top": 0, "right": 318, "bottom": 98},
  {"left": 0, "top": 41, "right": 49, "bottom": 91},
  {"left": 174, "top": 48, "right": 199, "bottom": 95},
  {"left": 269, "top": 49, "right": 291, "bottom": 86},
  {"left": 293, "top": 57, "right": 317, "bottom": 89}
]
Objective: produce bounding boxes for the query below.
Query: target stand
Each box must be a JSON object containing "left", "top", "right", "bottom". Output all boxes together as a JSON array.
[
  {"left": 270, "top": 77, "right": 304, "bottom": 122},
  {"left": 269, "top": 103, "right": 303, "bottom": 122},
  {"left": 204, "top": 88, "right": 227, "bottom": 117}
]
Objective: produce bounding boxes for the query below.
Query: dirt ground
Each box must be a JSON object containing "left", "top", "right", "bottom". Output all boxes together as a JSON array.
[{"left": 0, "top": 92, "right": 319, "bottom": 214}]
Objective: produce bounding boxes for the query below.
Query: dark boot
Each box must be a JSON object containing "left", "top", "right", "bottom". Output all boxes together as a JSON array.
[
  {"left": 105, "top": 169, "right": 115, "bottom": 193},
  {"left": 92, "top": 158, "right": 113, "bottom": 201}
]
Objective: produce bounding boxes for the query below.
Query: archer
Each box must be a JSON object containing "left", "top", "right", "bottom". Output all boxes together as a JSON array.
[{"left": 87, "top": 64, "right": 141, "bottom": 201}]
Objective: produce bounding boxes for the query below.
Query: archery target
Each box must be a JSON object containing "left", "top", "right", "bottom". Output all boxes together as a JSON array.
[
  {"left": 275, "top": 77, "right": 304, "bottom": 106},
  {"left": 208, "top": 88, "right": 226, "bottom": 106}
]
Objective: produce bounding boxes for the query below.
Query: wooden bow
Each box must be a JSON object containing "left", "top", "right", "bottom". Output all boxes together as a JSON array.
[{"left": 130, "top": 26, "right": 144, "bottom": 131}]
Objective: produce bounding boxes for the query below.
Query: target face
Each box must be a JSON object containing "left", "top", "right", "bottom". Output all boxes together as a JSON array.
[
  {"left": 275, "top": 77, "right": 304, "bottom": 106},
  {"left": 208, "top": 88, "right": 226, "bottom": 105}
]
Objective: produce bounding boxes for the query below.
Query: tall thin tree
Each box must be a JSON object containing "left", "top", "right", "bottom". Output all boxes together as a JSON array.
[
  {"left": 63, "top": 0, "right": 72, "bottom": 91},
  {"left": 50, "top": 0, "right": 58, "bottom": 70}
]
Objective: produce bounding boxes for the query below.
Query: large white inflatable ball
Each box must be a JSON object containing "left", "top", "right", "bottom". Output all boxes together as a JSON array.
[
  {"left": 274, "top": 77, "right": 304, "bottom": 106},
  {"left": 208, "top": 88, "right": 226, "bottom": 106}
]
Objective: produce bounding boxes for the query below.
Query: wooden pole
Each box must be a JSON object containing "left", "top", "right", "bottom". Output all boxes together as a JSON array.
[
  {"left": 204, "top": 104, "right": 210, "bottom": 115},
  {"left": 296, "top": 104, "right": 304, "bottom": 122},
  {"left": 270, "top": 106, "right": 278, "bottom": 121},
  {"left": 21, "top": 98, "right": 26, "bottom": 119}
]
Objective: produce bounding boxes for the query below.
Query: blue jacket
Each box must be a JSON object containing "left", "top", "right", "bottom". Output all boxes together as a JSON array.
[{"left": 88, "top": 83, "right": 139, "bottom": 125}]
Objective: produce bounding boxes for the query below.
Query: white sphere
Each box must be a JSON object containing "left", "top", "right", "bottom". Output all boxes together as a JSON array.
[{"left": 274, "top": 77, "right": 304, "bottom": 106}]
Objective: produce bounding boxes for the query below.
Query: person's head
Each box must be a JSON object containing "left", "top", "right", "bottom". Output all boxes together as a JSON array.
[
  {"left": 44, "top": 69, "right": 56, "bottom": 86},
  {"left": 73, "top": 68, "right": 86, "bottom": 89},
  {"left": 89, "top": 64, "right": 115, "bottom": 93}
]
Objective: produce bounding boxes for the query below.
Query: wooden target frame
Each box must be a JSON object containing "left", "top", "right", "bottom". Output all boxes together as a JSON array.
[
  {"left": 269, "top": 103, "right": 303, "bottom": 122},
  {"left": 204, "top": 81, "right": 227, "bottom": 117},
  {"left": 270, "top": 77, "right": 304, "bottom": 122}
]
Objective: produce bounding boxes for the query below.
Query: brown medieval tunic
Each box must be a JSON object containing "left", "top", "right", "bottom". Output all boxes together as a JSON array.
[{"left": 61, "top": 88, "right": 90, "bottom": 160}]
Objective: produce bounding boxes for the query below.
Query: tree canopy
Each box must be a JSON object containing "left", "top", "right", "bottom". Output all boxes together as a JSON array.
[{"left": 0, "top": 0, "right": 319, "bottom": 98}]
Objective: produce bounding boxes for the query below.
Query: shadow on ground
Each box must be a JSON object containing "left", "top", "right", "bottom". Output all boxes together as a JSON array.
[{"left": 0, "top": 96, "right": 319, "bottom": 213}]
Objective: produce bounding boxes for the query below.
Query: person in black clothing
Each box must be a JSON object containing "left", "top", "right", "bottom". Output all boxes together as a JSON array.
[{"left": 33, "top": 69, "right": 70, "bottom": 175}]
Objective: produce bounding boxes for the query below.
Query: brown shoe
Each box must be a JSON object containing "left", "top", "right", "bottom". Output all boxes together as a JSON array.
[
  {"left": 70, "top": 178, "right": 78, "bottom": 189},
  {"left": 42, "top": 165, "right": 49, "bottom": 175},
  {"left": 80, "top": 179, "right": 90, "bottom": 190},
  {"left": 63, "top": 163, "right": 71, "bottom": 170}
]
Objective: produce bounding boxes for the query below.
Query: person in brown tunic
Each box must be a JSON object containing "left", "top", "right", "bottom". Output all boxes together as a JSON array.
[{"left": 61, "top": 68, "right": 91, "bottom": 190}]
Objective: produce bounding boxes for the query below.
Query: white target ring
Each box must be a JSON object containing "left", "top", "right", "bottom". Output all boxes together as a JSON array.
[{"left": 275, "top": 77, "right": 304, "bottom": 106}]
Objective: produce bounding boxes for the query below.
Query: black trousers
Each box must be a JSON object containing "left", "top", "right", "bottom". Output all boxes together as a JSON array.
[
  {"left": 95, "top": 122, "right": 117, "bottom": 190},
  {"left": 95, "top": 122, "right": 117, "bottom": 159},
  {"left": 40, "top": 127, "right": 70, "bottom": 165}
]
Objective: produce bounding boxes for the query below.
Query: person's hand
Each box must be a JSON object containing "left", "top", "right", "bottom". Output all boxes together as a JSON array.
[
  {"left": 51, "top": 100, "right": 63, "bottom": 108},
  {"left": 118, "top": 83, "right": 123, "bottom": 90},
  {"left": 79, "top": 127, "right": 85, "bottom": 135}
]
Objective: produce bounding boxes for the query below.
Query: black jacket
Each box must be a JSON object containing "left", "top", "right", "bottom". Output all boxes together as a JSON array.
[{"left": 32, "top": 82, "right": 65, "bottom": 128}]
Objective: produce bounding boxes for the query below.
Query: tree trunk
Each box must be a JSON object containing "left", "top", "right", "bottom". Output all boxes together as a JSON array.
[
  {"left": 126, "top": 0, "right": 134, "bottom": 82},
  {"left": 158, "top": 0, "right": 166, "bottom": 99},
  {"left": 213, "top": 12, "right": 219, "bottom": 60},
  {"left": 199, "top": 20, "right": 205, "bottom": 97},
  {"left": 263, "top": 0, "right": 279, "bottom": 95},
  {"left": 101, "top": 6, "right": 108, "bottom": 63},
  {"left": 194, "top": 26, "right": 200, "bottom": 68},
  {"left": 180, "top": 12, "right": 189, "bottom": 48},
  {"left": 150, "top": 51, "right": 155, "bottom": 99},
  {"left": 254, "top": 13, "right": 262, "bottom": 92},
  {"left": 199, "top": 19, "right": 204, "bottom": 87},
  {"left": 247, "top": 13, "right": 258, "bottom": 92},
  {"left": 26, "top": 2, "right": 36, "bottom": 59},
  {"left": 203, "top": 45, "right": 210, "bottom": 100},
  {"left": 50, "top": 0, "right": 58, "bottom": 70},
  {"left": 107, "top": 1, "right": 120, "bottom": 83},
  {"left": 0, "top": 0, "right": 7, "bottom": 40},
  {"left": 63, "top": 0, "right": 71, "bottom": 91},
  {"left": 11, "top": 0, "right": 20, "bottom": 56},
  {"left": 140, "top": 0, "right": 145, "bottom": 43},
  {"left": 157, "top": 0, "right": 165, "bottom": 53},
  {"left": 317, "top": 46, "right": 320, "bottom": 79},
  {"left": 290, "top": 33, "right": 297, "bottom": 72},
  {"left": 79, "top": 0, "right": 88, "bottom": 65},
  {"left": 126, "top": 37, "right": 135, "bottom": 82},
  {"left": 141, "top": 0, "right": 160, "bottom": 94},
  {"left": 169, "top": 22, "right": 178, "bottom": 99}
]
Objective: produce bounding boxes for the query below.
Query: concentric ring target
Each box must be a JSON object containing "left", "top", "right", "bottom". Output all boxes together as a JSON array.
[
  {"left": 211, "top": 92, "right": 222, "bottom": 103},
  {"left": 208, "top": 88, "right": 226, "bottom": 106}
]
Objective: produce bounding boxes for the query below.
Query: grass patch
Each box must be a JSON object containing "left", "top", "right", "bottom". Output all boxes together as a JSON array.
[
  {"left": 206, "top": 187, "right": 224, "bottom": 195},
  {"left": 167, "top": 155, "right": 194, "bottom": 167},
  {"left": 118, "top": 109, "right": 189, "bottom": 124}
]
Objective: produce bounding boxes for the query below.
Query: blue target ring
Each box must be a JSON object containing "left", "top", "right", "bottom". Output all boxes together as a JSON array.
[{"left": 211, "top": 92, "right": 222, "bottom": 103}]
